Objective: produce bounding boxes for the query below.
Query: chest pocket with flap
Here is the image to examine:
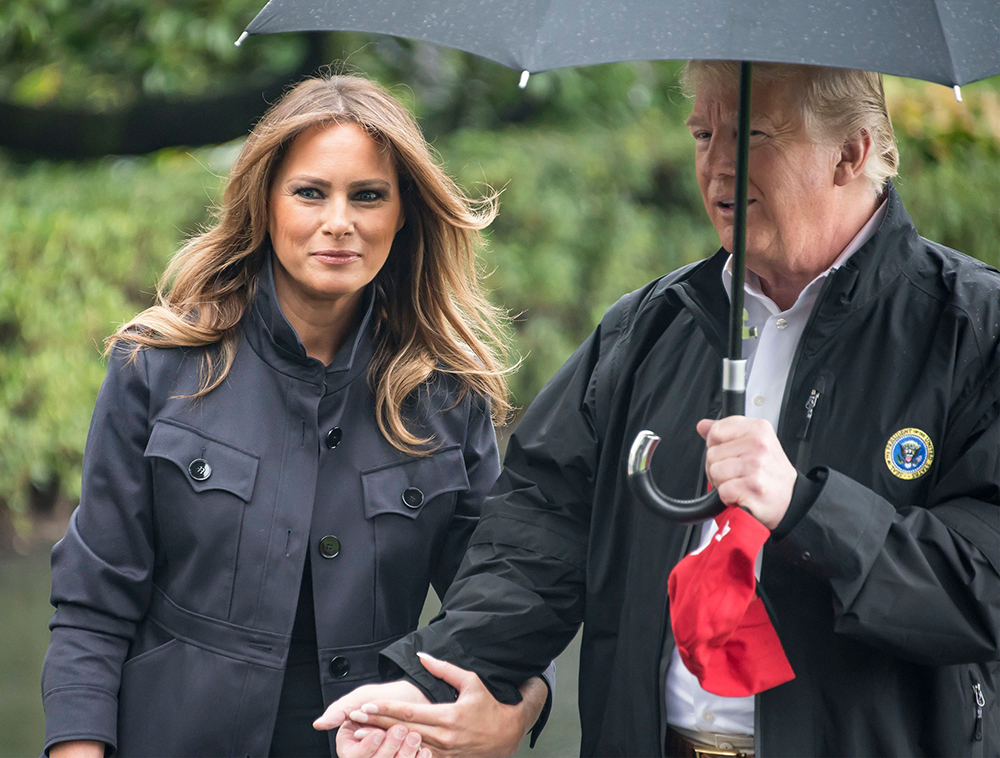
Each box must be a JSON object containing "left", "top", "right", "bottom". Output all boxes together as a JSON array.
[
  {"left": 144, "top": 419, "right": 260, "bottom": 502},
  {"left": 361, "top": 445, "right": 470, "bottom": 519}
]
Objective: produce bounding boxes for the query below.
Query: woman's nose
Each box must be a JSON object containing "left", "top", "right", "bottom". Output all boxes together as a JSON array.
[{"left": 322, "top": 197, "right": 353, "bottom": 237}]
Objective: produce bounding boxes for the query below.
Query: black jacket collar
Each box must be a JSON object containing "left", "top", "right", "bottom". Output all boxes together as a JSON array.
[
  {"left": 670, "top": 183, "right": 918, "bottom": 346},
  {"left": 244, "top": 251, "right": 376, "bottom": 391}
]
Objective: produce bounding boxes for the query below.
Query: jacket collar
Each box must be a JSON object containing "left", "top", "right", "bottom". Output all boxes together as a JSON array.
[
  {"left": 673, "top": 182, "right": 918, "bottom": 346},
  {"left": 243, "top": 250, "right": 376, "bottom": 391}
]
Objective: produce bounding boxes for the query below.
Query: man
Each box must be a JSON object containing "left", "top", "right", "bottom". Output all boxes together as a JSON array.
[{"left": 322, "top": 62, "right": 999, "bottom": 757}]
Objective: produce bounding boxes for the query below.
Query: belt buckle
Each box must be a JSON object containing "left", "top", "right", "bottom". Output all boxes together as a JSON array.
[{"left": 692, "top": 748, "right": 748, "bottom": 758}]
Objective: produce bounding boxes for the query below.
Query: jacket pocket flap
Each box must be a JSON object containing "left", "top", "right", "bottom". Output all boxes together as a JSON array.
[
  {"left": 144, "top": 419, "right": 260, "bottom": 502},
  {"left": 361, "top": 445, "right": 469, "bottom": 520}
]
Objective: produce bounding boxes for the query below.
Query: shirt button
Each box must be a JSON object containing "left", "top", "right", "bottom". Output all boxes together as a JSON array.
[
  {"left": 753, "top": 395, "right": 766, "bottom": 407},
  {"left": 402, "top": 487, "right": 425, "bottom": 509},
  {"left": 318, "top": 535, "right": 341, "bottom": 559},
  {"left": 702, "top": 711, "right": 715, "bottom": 724},
  {"left": 188, "top": 458, "right": 212, "bottom": 481},
  {"left": 775, "top": 318, "right": 788, "bottom": 330},
  {"left": 325, "top": 427, "right": 343, "bottom": 449},
  {"left": 801, "top": 550, "right": 812, "bottom": 561},
  {"left": 329, "top": 655, "right": 350, "bottom": 678}
]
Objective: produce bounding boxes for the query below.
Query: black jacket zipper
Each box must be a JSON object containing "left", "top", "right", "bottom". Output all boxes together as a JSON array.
[{"left": 972, "top": 675, "right": 985, "bottom": 742}]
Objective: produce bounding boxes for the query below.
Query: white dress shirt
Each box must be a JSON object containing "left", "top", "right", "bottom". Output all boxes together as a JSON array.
[{"left": 664, "top": 200, "right": 887, "bottom": 738}]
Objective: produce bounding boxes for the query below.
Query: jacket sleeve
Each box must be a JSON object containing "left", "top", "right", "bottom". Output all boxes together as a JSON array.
[
  {"left": 774, "top": 361, "right": 1000, "bottom": 665},
  {"left": 429, "top": 395, "right": 501, "bottom": 599},
  {"left": 380, "top": 312, "right": 618, "bottom": 707},
  {"left": 41, "top": 347, "right": 155, "bottom": 755},
  {"left": 424, "top": 394, "right": 559, "bottom": 745}
]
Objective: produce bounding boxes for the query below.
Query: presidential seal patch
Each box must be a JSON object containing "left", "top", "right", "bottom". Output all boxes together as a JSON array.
[{"left": 885, "top": 428, "right": 934, "bottom": 480}]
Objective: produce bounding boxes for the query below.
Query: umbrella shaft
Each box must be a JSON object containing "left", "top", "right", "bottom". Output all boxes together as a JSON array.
[{"left": 728, "top": 61, "right": 752, "bottom": 362}]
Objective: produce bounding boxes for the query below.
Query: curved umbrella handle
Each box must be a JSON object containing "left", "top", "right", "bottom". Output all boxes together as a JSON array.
[{"left": 627, "top": 430, "right": 725, "bottom": 524}]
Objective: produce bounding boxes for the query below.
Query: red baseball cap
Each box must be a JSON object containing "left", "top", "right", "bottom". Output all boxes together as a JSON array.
[{"left": 667, "top": 506, "right": 795, "bottom": 697}]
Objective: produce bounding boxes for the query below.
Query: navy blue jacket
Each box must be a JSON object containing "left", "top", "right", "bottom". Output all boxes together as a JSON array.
[{"left": 42, "top": 255, "right": 501, "bottom": 756}]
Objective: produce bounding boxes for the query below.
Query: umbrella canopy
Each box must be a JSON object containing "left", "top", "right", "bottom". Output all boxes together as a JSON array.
[
  {"left": 237, "top": 0, "right": 998, "bottom": 521},
  {"left": 240, "top": 0, "right": 998, "bottom": 87}
]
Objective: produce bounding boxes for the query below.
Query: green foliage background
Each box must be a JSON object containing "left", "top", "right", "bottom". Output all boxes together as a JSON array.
[{"left": 1, "top": 2, "right": 998, "bottom": 540}]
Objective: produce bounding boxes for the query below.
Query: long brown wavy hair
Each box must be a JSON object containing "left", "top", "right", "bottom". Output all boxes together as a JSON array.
[{"left": 108, "top": 74, "right": 514, "bottom": 454}]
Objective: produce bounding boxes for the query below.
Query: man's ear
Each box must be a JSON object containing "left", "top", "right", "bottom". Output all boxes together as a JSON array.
[{"left": 834, "top": 129, "right": 873, "bottom": 187}]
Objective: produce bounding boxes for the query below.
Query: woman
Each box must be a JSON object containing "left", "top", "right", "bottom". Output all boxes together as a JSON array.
[{"left": 42, "top": 74, "right": 548, "bottom": 758}]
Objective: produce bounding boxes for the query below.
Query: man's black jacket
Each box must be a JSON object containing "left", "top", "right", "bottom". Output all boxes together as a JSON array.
[{"left": 382, "top": 188, "right": 1000, "bottom": 757}]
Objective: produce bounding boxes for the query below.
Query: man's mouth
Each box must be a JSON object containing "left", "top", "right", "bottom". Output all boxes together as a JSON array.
[{"left": 717, "top": 199, "right": 757, "bottom": 211}]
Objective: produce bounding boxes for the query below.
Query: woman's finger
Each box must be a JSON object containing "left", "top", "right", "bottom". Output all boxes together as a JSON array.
[
  {"left": 351, "top": 701, "right": 456, "bottom": 728},
  {"left": 416, "top": 652, "right": 480, "bottom": 692}
]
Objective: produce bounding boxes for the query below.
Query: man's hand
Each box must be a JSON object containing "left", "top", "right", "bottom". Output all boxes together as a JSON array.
[
  {"left": 48, "top": 741, "right": 104, "bottom": 758},
  {"left": 345, "top": 653, "right": 547, "bottom": 758},
  {"left": 698, "top": 417, "right": 796, "bottom": 530},
  {"left": 335, "top": 721, "right": 430, "bottom": 758},
  {"left": 314, "top": 679, "right": 430, "bottom": 732}
]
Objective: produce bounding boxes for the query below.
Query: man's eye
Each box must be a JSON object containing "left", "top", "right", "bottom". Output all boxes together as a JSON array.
[
  {"left": 295, "top": 187, "right": 323, "bottom": 200},
  {"left": 693, "top": 131, "right": 711, "bottom": 140},
  {"left": 355, "top": 190, "right": 383, "bottom": 202}
]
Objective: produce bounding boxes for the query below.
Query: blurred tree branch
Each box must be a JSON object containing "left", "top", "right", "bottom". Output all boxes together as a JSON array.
[{"left": 0, "top": 33, "right": 327, "bottom": 158}]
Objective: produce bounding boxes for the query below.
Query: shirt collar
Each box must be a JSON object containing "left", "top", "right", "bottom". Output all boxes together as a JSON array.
[
  {"left": 722, "top": 198, "right": 888, "bottom": 312},
  {"left": 244, "top": 249, "right": 377, "bottom": 386}
]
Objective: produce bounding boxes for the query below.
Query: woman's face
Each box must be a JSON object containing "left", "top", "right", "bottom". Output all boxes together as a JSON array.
[{"left": 268, "top": 121, "right": 404, "bottom": 308}]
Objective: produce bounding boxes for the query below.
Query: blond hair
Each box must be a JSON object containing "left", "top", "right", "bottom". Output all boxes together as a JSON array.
[
  {"left": 682, "top": 61, "right": 899, "bottom": 196},
  {"left": 109, "top": 74, "right": 513, "bottom": 454}
]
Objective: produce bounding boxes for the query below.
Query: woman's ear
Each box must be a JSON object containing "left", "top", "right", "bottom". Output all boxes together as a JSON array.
[{"left": 834, "top": 128, "right": 873, "bottom": 187}]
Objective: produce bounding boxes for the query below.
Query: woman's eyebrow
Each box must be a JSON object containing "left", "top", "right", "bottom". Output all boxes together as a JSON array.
[
  {"left": 287, "top": 174, "right": 331, "bottom": 187},
  {"left": 285, "top": 175, "right": 393, "bottom": 189}
]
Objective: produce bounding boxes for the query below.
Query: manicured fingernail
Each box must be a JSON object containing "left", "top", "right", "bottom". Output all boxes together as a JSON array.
[
  {"left": 418, "top": 750, "right": 431, "bottom": 758},
  {"left": 392, "top": 725, "right": 407, "bottom": 739},
  {"left": 354, "top": 729, "right": 371, "bottom": 739},
  {"left": 416, "top": 651, "right": 436, "bottom": 660},
  {"left": 372, "top": 731, "right": 384, "bottom": 745},
  {"left": 406, "top": 732, "right": 422, "bottom": 747},
  {"left": 361, "top": 703, "right": 379, "bottom": 714},
  {"left": 349, "top": 710, "right": 368, "bottom": 723}
]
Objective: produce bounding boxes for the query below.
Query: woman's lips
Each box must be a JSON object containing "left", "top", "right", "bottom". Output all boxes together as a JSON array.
[{"left": 311, "top": 250, "right": 362, "bottom": 264}]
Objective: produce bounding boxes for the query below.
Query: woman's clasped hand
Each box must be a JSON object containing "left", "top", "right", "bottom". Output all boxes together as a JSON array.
[{"left": 326, "top": 653, "right": 550, "bottom": 758}]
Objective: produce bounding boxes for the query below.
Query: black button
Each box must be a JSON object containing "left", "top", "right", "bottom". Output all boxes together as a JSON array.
[
  {"left": 188, "top": 458, "right": 211, "bottom": 481},
  {"left": 329, "top": 655, "right": 350, "bottom": 678},
  {"left": 401, "top": 487, "right": 424, "bottom": 509},
  {"left": 325, "top": 427, "right": 342, "bottom": 449},
  {"left": 318, "top": 535, "right": 341, "bottom": 559}
]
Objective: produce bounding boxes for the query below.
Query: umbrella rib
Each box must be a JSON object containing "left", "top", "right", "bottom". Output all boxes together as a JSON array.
[
  {"left": 529, "top": 0, "right": 559, "bottom": 72},
  {"left": 928, "top": 0, "right": 960, "bottom": 85}
]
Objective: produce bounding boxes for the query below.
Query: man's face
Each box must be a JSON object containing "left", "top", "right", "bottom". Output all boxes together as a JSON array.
[{"left": 687, "top": 75, "right": 842, "bottom": 278}]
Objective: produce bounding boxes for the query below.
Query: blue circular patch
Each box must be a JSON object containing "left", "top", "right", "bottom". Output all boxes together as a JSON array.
[{"left": 884, "top": 428, "right": 934, "bottom": 480}]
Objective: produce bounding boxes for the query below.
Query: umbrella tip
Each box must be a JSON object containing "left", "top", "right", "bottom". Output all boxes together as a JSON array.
[
  {"left": 235, "top": 31, "right": 249, "bottom": 47},
  {"left": 953, "top": 85, "right": 962, "bottom": 102},
  {"left": 519, "top": 70, "right": 530, "bottom": 89}
]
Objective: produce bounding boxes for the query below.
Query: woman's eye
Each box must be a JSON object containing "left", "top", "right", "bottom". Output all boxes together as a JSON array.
[
  {"left": 295, "top": 187, "right": 323, "bottom": 200},
  {"left": 354, "top": 190, "right": 383, "bottom": 203}
]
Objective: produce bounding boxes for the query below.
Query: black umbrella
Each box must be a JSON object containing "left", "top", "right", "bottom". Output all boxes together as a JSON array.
[{"left": 237, "top": 0, "right": 999, "bottom": 522}]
